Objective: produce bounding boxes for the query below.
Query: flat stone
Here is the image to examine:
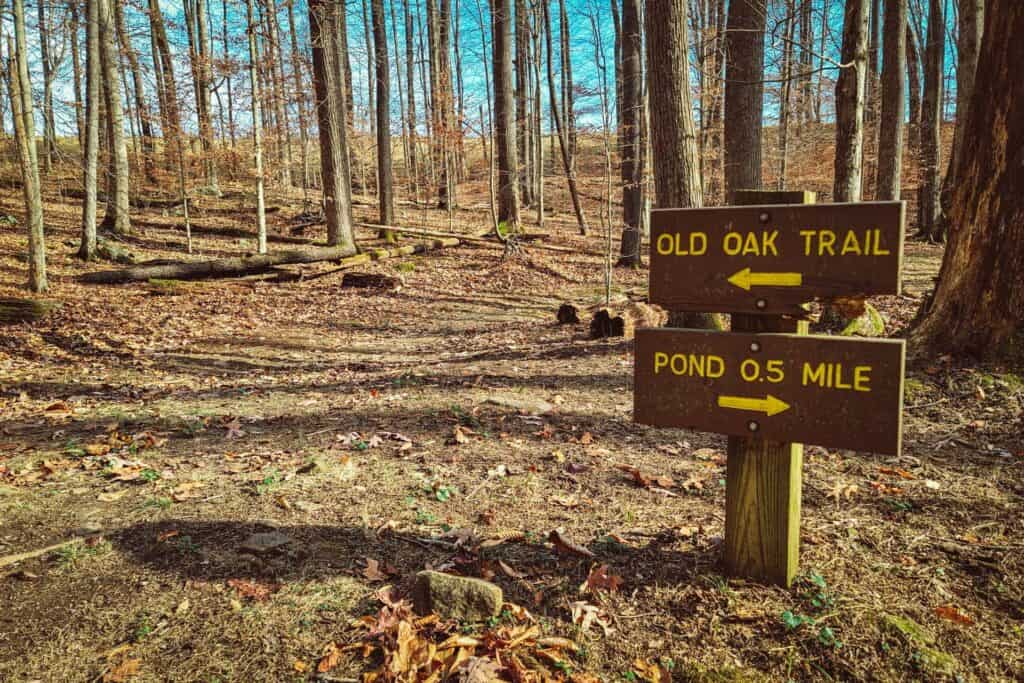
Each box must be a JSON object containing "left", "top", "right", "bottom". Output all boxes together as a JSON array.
[
  {"left": 485, "top": 395, "right": 553, "bottom": 415},
  {"left": 412, "top": 570, "right": 503, "bottom": 622},
  {"left": 239, "top": 531, "right": 292, "bottom": 554}
]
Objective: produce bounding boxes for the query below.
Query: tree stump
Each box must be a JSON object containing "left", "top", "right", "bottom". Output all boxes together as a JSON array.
[{"left": 589, "top": 302, "right": 668, "bottom": 340}]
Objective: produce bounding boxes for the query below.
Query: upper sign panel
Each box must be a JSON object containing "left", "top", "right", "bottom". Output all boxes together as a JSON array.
[{"left": 649, "top": 202, "right": 905, "bottom": 315}]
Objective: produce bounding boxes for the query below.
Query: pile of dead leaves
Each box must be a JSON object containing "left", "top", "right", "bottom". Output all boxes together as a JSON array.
[{"left": 319, "top": 590, "right": 598, "bottom": 682}]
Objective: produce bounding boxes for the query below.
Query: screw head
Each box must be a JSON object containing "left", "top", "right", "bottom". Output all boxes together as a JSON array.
[
  {"left": 755, "top": 299, "right": 767, "bottom": 309},
  {"left": 759, "top": 211, "right": 771, "bottom": 223},
  {"left": 750, "top": 342, "right": 761, "bottom": 352},
  {"left": 748, "top": 421, "right": 759, "bottom": 432}
]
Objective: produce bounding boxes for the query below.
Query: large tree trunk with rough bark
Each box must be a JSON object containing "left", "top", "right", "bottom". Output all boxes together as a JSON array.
[
  {"left": 913, "top": 0, "right": 1024, "bottom": 358},
  {"left": 723, "top": 0, "right": 766, "bottom": 194},
  {"left": 617, "top": 0, "right": 642, "bottom": 265},
  {"left": 833, "top": 0, "right": 869, "bottom": 202},
  {"left": 876, "top": 0, "right": 907, "bottom": 200},
  {"left": 310, "top": 0, "right": 356, "bottom": 253},
  {"left": 940, "top": 0, "right": 983, "bottom": 221}
]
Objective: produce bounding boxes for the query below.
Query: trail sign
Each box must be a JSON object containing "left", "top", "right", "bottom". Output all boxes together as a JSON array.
[
  {"left": 634, "top": 328, "right": 905, "bottom": 455},
  {"left": 649, "top": 201, "right": 905, "bottom": 315}
]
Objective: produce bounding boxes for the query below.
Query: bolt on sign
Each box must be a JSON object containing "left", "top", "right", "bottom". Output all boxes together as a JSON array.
[
  {"left": 634, "top": 329, "right": 905, "bottom": 455},
  {"left": 649, "top": 202, "right": 905, "bottom": 315}
]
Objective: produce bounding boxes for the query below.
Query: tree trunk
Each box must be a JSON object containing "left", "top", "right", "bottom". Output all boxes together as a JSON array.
[
  {"left": 515, "top": 0, "right": 532, "bottom": 207},
  {"left": 150, "top": 0, "right": 181, "bottom": 171},
  {"left": 940, "top": 0, "right": 983, "bottom": 218},
  {"left": 98, "top": 0, "right": 131, "bottom": 235},
  {"left": 913, "top": 0, "right": 1024, "bottom": 358},
  {"left": 79, "top": 0, "right": 101, "bottom": 261},
  {"left": 404, "top": 0, "right": 419, "bottom": 196},
  {"left": 114, "top": 0, "right": 156, "bottom": 183},
  {"left": 37, "top": 0, "right": 54, "bottom": 174},
  {"left": 724, "top": 0, "right": 766, "bottom": 194},
  {"left": 777, "top": 1, "right": 796, "bottom": 190},
  {"left": 372, "top": 0, "right": 395, "bottom": 229},
  {"left": 246, "top": 0, "right": 267, "bottom": 253},
  {"left": 876, "top": 0, "right": 907, "bottom": 201},
  {"left": 8, "top": 0, "right": 46, "bottom": 292},
  {"left": 833, "top": 0, "right": 870, "bottom": 203},
  {"left": 309, "top": 0, "right": 356, "bottom": 253},
  {"left": 617, "top": 0, "right": 642, "bottom": 265},
  {"left": 543, "top": 0, "right": 587, "bottom": 235},
  {"left": 71, "top": 3, "right": 86, "bottom": 157},
  {"left": 287, "top": 0, "right": 311, "bottom": 195},
  {"left": 492, "top": 0, "right": 520, "bottom": 231},
  {"left": 195, "top": 0, "right": 220, "bottom": 192},
  {"left": 905, "top": 21, "right": 922, "bottom": 156},
  {"left": 917, "top": 0, "right": 944, "bottom": 240},
  {"left": 558, "top": 0, "right": 576, "bottom": 163}
]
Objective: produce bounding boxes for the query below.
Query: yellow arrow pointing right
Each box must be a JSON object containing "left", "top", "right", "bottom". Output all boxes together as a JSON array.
[
  {"left": 717, "top": 394, "right": 791, "bottom": 416},
  {"left": 728, "top": 267, "right": 803, "bottom": 291}
]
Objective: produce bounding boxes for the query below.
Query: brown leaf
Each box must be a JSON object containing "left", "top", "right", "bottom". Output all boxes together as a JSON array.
[
  {"left": 935, "top": 604, "right": 975, "bottom": 626},
  {"left": 102, "top": 658, "right": 141, "bottom": 682},
  {"left": 452, "top": 425, "right": 470, "bottom": 444},
  {"left": 171, "top": 481, "right": 206, "bottom": 502},
  {"left": 317, "top": 642, "right": 342, "bottom": 673},
  {"left": 879, "top": 466, "right": 915, "bottom": 480},
  {"left": 583, "top": 564, "right": 623, "bottom": 593},
  {"left": 549, "top": 528, "right": 595, "bottom": 559},
  {"left": 227, "top": 578, "right": 281, "bottom": 602},
  {"left": 497, "top": 559, "right": 527, "bottom": 579},
  {"left": 362, "top": 557, "right": 394, "bottom": 582},
  {"left": 578, "top": 431, "right": 593, "bottom": 445},
  {"left": 156, "top": 530, "right": 179, "bottom": 543},
  {"left": 223, "top": 418, "right": 246, "bottom": 440}
]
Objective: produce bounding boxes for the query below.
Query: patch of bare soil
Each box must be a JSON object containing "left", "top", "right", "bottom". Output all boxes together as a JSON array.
[{"left": 0, "top": 177, "right": 1021, "bottom": 682}]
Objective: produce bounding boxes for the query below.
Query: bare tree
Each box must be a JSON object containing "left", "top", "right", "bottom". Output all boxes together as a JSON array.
[
  {"left": 79, "top": 0, "right": 100, "bottom": 261},
  {"left": 309, "top": 0, "right": 356, "bottom": 252},
  {"left": 876, "top": 0, "right": 907, "bottom": 200},
  {"left": 723, "top": 0, "right": 765, "bottom": 193},
  {"left": 246, "top": 0, "right": 267, "bottom": 253},
  {"left": 114, "top": 0, "right": 156, "bottom": 182},
  {"left": 8, "top": 0, "right": 46, "bottom": 291},
  {"left": 98, "top": 0, "right": 131, "bottom": 235},
  {"left": 833, "top": 0, "right": 870, "bottom": 202},
  {"left": 917, "top": 0, "right": 944, "bottom": 240},
  {"left": 617, "top": 0, "right": 642, "bottom": 265},
  {"left": 372, "top": 0, "right": 395, "bottom": 231},
  {"left": 492, "top": 0, "right": 520, "bottom": 231}
]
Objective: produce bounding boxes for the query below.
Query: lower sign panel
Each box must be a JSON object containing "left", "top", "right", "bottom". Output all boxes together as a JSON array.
[{"left": 634, "top": 329, "right": 905, "bottom": 455}]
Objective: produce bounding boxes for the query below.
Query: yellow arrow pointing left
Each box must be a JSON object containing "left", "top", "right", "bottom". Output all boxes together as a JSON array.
[
  {"left": 727, "top": 267, "right": 803, "bottom": 291},
  {"left": 717, "top": 394, "right": 791, "bottom": 416}
]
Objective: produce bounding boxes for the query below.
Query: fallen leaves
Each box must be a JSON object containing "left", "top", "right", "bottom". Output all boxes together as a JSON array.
[
  {"left": 616, "top": 464, "right": 678, "bottom": 495},
  {"left": 363, "top": 557, "right": 397, "bottom": 582},
  {"left": 171, "top": 480, "right": 206, "bottom": 502},
  {"left": 935, "top": 604, "right": 975, "bottom": 626},
  {"left": 549, "top": 528, "right": 595, "bottom": 559},
  {"left": 227, "top": 578, "right": 282, "bottom": 602},
  {"left": 582, "top": 564, "right": 624, "bottom": 594},
  {"left": 102, "top": 658, "right": 141, "bottom": 682},
  {"left": 570, "top": 601, "right": 614, "bottom": 636}
]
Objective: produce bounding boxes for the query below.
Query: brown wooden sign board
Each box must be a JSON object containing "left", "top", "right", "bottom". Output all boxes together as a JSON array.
[
  {"left": 649, "top": 201, "right": 905, "bottom": 315},
  {"left": 634, "top": 328, "right": 905, "bottom": 455}
]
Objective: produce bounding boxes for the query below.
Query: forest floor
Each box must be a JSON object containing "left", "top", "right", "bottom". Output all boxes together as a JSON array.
[{"left": 0, "top": 171, "right": 1022, "bottom": 682}]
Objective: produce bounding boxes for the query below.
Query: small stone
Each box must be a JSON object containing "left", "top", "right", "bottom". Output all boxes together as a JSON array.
[
  {"left": 485, "top": 395, "right": 553, "bottom": 415},
  {"left": 239, "top": 531, "right": 291, "bottom": 554},
  {"left": 412, "top": 570, "right": 503, "bottom": 622}
]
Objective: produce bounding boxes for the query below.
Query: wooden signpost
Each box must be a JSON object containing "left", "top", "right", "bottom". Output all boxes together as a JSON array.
[{"left": 634, "top": 191, "right": 906, "bottom": 587}]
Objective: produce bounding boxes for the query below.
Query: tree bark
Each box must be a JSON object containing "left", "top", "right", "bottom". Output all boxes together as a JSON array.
[
  {"left": 617, "top": 0, "right": 642, "bottom": 265},
  {"left": 913, "top": 0, "right": 1024, "bottom": 358},
  {"left": 79, "top": 0, "right": 101, "bottom": 261},
  {"left": 543, "top": 0, "right": 587, "bottom": 234},
  {"left": 149, "top": 0, "right": 181, "bottom": 171},
  {"left": 833, "top": 0, "right": 870, "bottom": 203},
  {"left": 309, "top": 0, "right": 356, "bottom": 253},
  {"left": 777, "top": 1, "right": 796, "bottom": 190},
  {"left": 492, "top": 0, "right": 520, "bottom": 231},
  {"left": 71, "top": 3, "right": 85, "bottom": 149},
  {"left": 940, "top": 0, "right": 983, "bottom": 218},
  {"left": 8, "top": 0, "right": 46, "bottom": 292},
  {"left": 723, "top": 0, "right": 766, "bottom": 194},
  {"left": 246, "top": 0, "right": 267, "bottom": 253},
  {"left": 515, "top": 0, "right": 532, "bottom": 206},
  {"left": 195, "top": 0, "right": 220, "bottom": 192},
  {"left": 98, "top": 0, "right": 131, "bottom": 235},
  {"left": 917, "top": 0, "right": 944, "bottom": 240},
  {"left": 114, "top": 0, "right": 156, "bottom": 182},
  {"left": 404, "top": 0, "right": 419, "bottom": 195},
  {"left": 37, "top": 0, "right": 54, "bottom": 174},
  {"left": 372, "top": 0, "right": 395, "bottom": 229},
  {"left": 876, "top": 0, "right": 907, "bottom": 201}
]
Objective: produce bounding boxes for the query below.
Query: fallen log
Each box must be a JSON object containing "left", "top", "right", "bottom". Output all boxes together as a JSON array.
[
  {"left": 78, "top": 238, "right": 461, "bottom": 284},
  {"left": 133, "top": 219, "right": 315, "bottom": 245},
  {"left": 356, "top": 222, "right": 602, "bottom": 256},
  {"left": 0, "top": 297, "right": 62, "bottom": 325}
]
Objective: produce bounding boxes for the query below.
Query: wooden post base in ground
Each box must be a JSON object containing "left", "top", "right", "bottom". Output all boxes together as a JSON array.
[{"left": 723, "top": 190, "right": 815, "bottom": 587}]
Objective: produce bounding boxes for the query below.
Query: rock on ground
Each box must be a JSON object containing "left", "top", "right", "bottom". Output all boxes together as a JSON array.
[{"left": 412, "top": 570, "right": 503, "bottom": 622}]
